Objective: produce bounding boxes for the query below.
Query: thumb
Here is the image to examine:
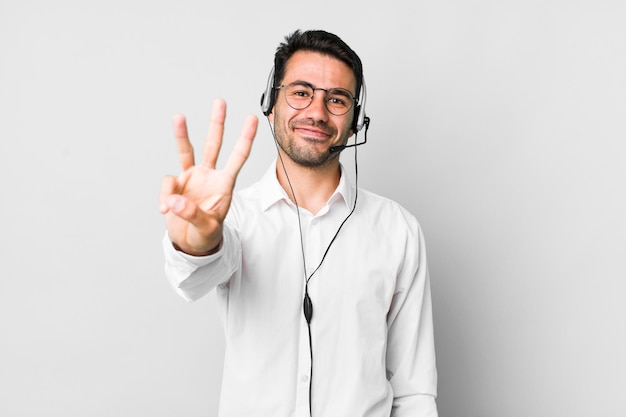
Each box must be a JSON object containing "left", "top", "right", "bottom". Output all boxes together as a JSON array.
[
  {"left": 165, "top": 194, "right": 223, "bottom": 255},
  {"left": 165, "top": 194, "right": 206, "bottom": 225}
]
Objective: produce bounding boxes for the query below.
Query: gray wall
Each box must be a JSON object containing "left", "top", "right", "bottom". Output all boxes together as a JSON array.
[{"left": 1, "top": 1, "right": 624, "bottom": 416}]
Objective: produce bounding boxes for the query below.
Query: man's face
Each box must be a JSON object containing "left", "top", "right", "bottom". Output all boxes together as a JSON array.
[{"left": 269, "top": 50, "right": 357, "bottom": 168}]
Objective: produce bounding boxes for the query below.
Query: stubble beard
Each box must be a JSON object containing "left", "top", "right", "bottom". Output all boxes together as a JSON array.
[{"left": 273, "top": 115, "right": 349, "bottom": 169}]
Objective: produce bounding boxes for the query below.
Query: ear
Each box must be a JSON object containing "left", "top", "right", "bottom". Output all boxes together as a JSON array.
[{"left": 268, "top": 111, "right": 274, "bottom": 124}]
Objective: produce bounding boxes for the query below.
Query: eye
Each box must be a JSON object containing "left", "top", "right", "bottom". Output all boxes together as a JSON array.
[
  {"left": 286, "top": 83, "right": 313, "bottom": 100},
  {"left": 327, "top": 96, "right": 348, "bottom": 106},
  {"left": 327, "top": 89, "right": 353, "bottom": 109}
]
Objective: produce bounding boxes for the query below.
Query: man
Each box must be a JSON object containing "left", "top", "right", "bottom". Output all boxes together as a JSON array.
[{"left": 159, "top": 30, "right": 438, "bottom": 417}]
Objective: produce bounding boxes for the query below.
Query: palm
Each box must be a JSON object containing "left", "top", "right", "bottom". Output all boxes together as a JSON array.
[{"left": 160, "top": 99, "right": 258, "bottom": 255}]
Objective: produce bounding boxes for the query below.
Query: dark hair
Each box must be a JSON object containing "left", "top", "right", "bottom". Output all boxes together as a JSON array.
[{"left": 273, "top": 29, "right": 364, "bottom": 101}]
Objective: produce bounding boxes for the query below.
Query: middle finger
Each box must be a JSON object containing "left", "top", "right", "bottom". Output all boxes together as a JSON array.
[{"left": 201, "top": 98, "right": 227, "bottom": 169}]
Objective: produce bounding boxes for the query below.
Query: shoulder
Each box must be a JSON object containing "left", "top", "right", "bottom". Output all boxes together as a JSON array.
[
  {"left": 356, "top": 188, "right": 420, "bottom": 228},
  {"left": 352, "top": 188, "right": 425, "bottom": 252}
]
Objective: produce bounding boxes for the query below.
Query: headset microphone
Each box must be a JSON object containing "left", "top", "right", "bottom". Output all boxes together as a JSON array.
[
  {"left": 328, "top": 145, "right": 345, "bottom": 153},
  {"left": 329, "top": 142, "right": 362, "bottom": 153},
  {"left": 329, "top": 116, "right": 370, "bottom": 153}
]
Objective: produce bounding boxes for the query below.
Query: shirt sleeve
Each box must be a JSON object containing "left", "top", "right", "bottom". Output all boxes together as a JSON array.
[
  {"left": 162, "top": 223, "right": 242, "bottom": 303},
  {"left": 386, "top": 218, "right": 438, "bottom": 417}
]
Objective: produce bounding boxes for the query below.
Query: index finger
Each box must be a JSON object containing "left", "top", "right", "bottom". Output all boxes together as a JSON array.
[
  {"left": 173, "top": 114, "right": 195, "bottom": 171},
  {"left": 224, "top": 114, "right": 258, "bottom": 179}
]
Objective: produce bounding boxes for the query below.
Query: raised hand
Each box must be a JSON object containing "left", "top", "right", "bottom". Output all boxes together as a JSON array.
[{"left": 159, "top": 99, "right": 258, "bottom": 256}]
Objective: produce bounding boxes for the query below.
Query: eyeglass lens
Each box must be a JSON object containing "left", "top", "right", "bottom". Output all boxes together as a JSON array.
[{"left": 282, "top": 83, "right": 355, "bottom": 116}]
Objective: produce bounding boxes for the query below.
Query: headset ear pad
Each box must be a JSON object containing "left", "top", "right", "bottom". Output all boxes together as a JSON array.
[
  {"left": 352, "top": 105, "right": 362, "bottom": 132},
  {"left": 260, "top": 93, "right": 267, "bottom": 115},
  {"left": 260, "top": 89, "right": 277, "bottom": 116},
  {"left": 353, "top": 79, "right": 368, "bottom": 132},
  {"left": 260, "top": 66, "right": 276, "bottom": 116},
  {"left": 260, "top": 91, "right": 273, "bottom": 116}
]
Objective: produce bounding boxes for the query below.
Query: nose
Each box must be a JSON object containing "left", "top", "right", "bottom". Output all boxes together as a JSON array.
[{"left": 303, "top": 89, "right": 330, "bottom": 121}]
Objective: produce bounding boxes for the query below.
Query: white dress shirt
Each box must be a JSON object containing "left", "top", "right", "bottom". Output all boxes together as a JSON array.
[{"left": 163, "top": 163, "right": 438, "bottom": 417}]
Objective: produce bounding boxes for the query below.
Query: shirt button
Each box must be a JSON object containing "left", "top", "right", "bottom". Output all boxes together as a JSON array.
[{"left": 300, "top": 375, "right": 309, "bottom": 383}]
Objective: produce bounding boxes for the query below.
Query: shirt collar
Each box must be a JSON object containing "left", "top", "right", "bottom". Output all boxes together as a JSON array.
[{"left": 258, "top": 160, "right": 355, "bottom": 212}]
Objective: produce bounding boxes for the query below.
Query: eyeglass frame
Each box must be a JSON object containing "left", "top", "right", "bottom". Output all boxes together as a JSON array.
[{"left": 274, "top": 81, "right": 358, "bottom": 116}]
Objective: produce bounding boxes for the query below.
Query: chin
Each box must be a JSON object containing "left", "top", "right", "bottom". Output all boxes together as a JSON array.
[{"left": 290, "top": 149, "right": 336, "bottom": 168}]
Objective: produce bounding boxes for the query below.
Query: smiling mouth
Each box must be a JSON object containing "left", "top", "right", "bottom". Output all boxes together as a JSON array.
[
  {"left": 291, "top": 121, "right": 334, "bottom": 140},
  {"left": 296, "top": 127, "right": 331, "bottom": 141}
]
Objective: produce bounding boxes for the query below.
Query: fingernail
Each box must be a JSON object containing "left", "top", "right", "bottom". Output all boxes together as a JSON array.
[{"left": 171, "top": 197, "right": 185, "bottom": 212}]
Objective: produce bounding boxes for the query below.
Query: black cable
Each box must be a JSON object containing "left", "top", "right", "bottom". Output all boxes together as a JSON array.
[
  {"left": 305, "top": 298, "right": 314, "bottom": 415},
  {"left": 269, "top": 120, "right": 362, "bottom": 416}
]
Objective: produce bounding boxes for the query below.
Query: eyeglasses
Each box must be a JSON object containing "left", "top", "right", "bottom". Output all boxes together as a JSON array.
[{"left": 275, "top": 81, "right": 357, "bottom": 116}]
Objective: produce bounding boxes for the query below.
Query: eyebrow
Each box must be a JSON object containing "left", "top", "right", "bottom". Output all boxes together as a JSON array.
[{"left": 287, "top": 80, "right": 355, "bottom": 97}]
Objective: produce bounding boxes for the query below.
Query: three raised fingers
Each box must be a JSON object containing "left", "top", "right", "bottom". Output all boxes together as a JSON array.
[{"left": 172, "top": 98, "right": 257, "bottom": 181}]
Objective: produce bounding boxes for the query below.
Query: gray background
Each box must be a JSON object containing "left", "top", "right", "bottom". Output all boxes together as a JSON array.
[{"left": 1, "top": 0, "right": 624, "bottom": 416}]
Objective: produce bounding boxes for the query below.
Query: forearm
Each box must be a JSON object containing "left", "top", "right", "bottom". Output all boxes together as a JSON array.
[{"left": 163, "top": 224, "right": 241, "bottom": 302}]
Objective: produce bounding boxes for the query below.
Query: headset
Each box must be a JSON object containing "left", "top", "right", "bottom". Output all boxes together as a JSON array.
[{"left": 260, "top": 66, "right": 368, "bottom": 133}]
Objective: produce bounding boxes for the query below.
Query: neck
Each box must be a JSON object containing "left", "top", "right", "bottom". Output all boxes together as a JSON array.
[{"left": 275, "top": 156, "right": 341, "bottom": 215}]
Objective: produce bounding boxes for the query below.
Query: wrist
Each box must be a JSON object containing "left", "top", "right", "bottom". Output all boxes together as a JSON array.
[{"left": 172, "top": 238, "right": 222, "bottom": 257}]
